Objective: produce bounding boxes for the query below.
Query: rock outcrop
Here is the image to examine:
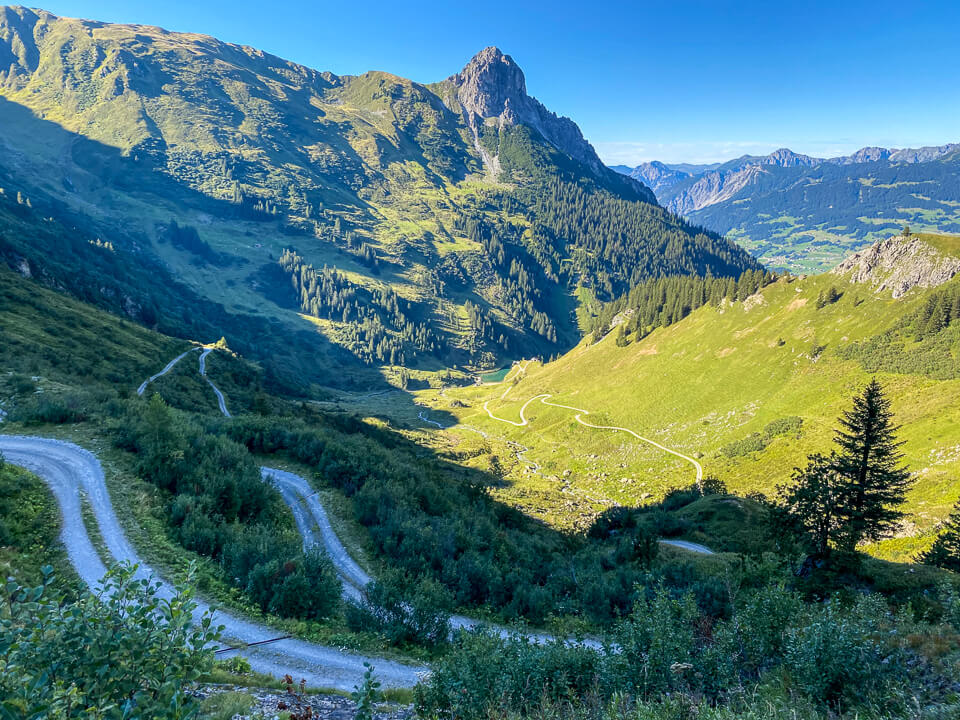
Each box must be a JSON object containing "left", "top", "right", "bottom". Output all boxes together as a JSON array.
[
  {"left": 445, "top": 47, "right": 653, "bottom": 201},
  {"left": 446, "top": 47, "right": 601, "bottom": 172},
  {"left": 831, "top": 235, "right": 960, "bottom": 298}
]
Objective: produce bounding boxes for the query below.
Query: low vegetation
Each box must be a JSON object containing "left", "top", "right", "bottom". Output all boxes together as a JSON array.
[{"left": 1, "top": 565, "right": 220, "bottom": 719}]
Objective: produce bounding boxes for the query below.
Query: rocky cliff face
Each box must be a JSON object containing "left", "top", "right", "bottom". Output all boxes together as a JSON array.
[
  {"left": 666, "top": 164, "right": 768, "bottom": 215},
  {"left": 444, "top": 47, "right": 651, "bottom": 197},
  {"left": 832, "top": 235, "right": 960, "bottom": 298}
]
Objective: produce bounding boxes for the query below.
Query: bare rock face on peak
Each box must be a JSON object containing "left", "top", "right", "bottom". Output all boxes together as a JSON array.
[
  {"left": 832, "top": 235, "right": 960, "bottom": 298},
  {"left": 444, "top": 47, "right": 653, "bottom": 201}
]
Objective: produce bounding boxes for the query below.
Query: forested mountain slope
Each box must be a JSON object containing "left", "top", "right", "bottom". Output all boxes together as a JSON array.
[
  {"left": 426, "top": 233, "right": 960, "bottom": 560},
  {"left": 615, "top": 146, "right": 960, "bottom": 273},
  {"left": 0, "top": 7, "right": 758, "bottom": 381}
]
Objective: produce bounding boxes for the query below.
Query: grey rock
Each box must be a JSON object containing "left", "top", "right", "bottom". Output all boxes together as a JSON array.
[
  {"left": 191, "top": 684, "right": 413, "bottom": 720},
  {"left": 831, "top": 235, "right": 960, "bottom": 298},
  {"left": 444, "top": 47, "right": 654, "bottom": 201},
  {"left": 446, "top": 47, "right": 600, "bottom": 172}
]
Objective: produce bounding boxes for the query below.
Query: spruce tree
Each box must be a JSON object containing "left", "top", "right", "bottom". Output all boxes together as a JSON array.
[
  {"left": 833, "top": 379, "right": 912, "bottom": 551},
  {"left": 919, "top": 499, "right": 960, "bottom": 572}
]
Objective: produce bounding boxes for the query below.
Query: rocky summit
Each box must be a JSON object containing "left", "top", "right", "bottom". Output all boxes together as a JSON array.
[{"left": 444, "top": 47, "right": 648, "bottom": 196}]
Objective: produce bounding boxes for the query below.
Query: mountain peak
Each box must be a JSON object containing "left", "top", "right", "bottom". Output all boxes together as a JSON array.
[
  {"left": 446, "top": 47, "right": 654, "bottom": 200},
  {"left": 448, "top": 46, "right": 529, "bottom": 122},
  {"left": 764, "top": 148, "right": 817, "bottom": 167}
]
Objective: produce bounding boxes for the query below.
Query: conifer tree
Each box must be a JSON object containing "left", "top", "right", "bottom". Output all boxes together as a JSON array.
[
  {"left": 919, "top": 499, "right": 960, "bottom": 572},
  {"left": 833, "top": 379, "right": 913, "bottom": 551}
]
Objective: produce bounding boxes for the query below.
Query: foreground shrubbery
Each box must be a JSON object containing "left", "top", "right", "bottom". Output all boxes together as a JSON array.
[
  {"left": 416, "top": 583, "right": 960, "bottom": 720},
  {"left": 346, "top": 568, "right": 453, "bottom": 647},
  {"left": 114, "top": 395, "right": 342, "bottom": 621},
  {"left": 0, "top": 565, "right": 219, "bottom": 719}
]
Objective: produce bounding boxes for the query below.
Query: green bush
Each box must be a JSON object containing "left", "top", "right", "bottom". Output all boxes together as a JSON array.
[
  {"left": 721, "top": 417, "right": 803, "bottom": 458},
  {"left": 782, "top": 595, "right": 906, "bottom": 708},
  {"left": 414, "top": 631, "right": 602, "bottom": 720},
  {"left": 722, "top": 432, "right": 767, "bottom": 458},
  {"left": 763, "top": 415, "right": 803, "bottom": 438},
  {"left": 12, "top": 391, "right": 91, "bottom": 424},
  {"left": 607, "top": 586, "right": 699, "bottom": 697},
  {"left": 0, "top": 564, "right": 219, "bottom": 718},
  {"left": 417, "top": 586, "right": 951, "bottom": 719},
  {"left": 346, "top": 569, "right": 451, "bottom": 647},
  {"left": 114, "top": 395, "right": 341, "bottom": 620}
]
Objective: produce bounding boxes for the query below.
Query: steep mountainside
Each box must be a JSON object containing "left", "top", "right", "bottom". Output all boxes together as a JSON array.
[
  {"left": 0, "top": 7, "right": 758, "bottom": 383},
  {"left": 422, "top": 234, "right": 960, "bottom": 559},
  {"left": 615, "top": 146, "right": 960, "bottom": 273}
]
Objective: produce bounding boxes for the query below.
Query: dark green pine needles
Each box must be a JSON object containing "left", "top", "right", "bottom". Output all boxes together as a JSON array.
[{"left": 833, "top": 378, "right": 913, "bottom": 551}]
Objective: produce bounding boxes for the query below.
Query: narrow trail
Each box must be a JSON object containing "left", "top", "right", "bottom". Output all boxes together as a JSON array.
[
  {"left": 0, "top": 435, "right": 426, "bottom": 690},
  {"left": 199, "top": 348, "right": 231, "bottom": 417},
  {"left": 482, "top": 392, "right": 703, "bottom": 491},
  {"left": 420, "top": 381, "right": 712, "bottom": 554},
  {"left": 136, "top": 347, "right": 200, "bottom": 396}
]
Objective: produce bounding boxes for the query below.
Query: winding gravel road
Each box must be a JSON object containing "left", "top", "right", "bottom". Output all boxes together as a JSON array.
[
  {"left": 6, "top": 350, "right": 701, "bottom": 689},
  {"left": 0, "top": 435, "right": 426, "bottom": 690},
  {"left": 263, "top": 468, "right": 603, "bottom": 648},
  {"left": 199, "top": 348, "right": 231, "bottom": 417},
  {"left": 183, "top": 352, "right": 601, "bottom": 645},
  {"left": 136, "top": 347, "right": 199, "bottom": 396}
]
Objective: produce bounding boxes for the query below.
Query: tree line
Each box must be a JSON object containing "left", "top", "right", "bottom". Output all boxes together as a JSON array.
[
  {"left": 588, "top": 268, "right": 778, "bottom": 342},
  {"left": 279, "top": 249, "right": 439, "bottom": 366}
]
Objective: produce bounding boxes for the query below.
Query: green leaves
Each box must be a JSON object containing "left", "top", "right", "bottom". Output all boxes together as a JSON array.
[{"left": 0, "top": 563, "right": 221, "bottom": 719}]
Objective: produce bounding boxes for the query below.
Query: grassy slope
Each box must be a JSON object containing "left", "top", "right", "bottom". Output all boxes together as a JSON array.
[
  {"left": 426, "top": 272, "right": 960, "bottom": 558},
  {"left": 0, "top": 266, "right": 188, "bottom": 386}
]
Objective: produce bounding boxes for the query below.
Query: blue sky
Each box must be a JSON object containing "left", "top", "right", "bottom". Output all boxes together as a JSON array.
[{"left": 38, "top": 0, "right": 960, "bottom": 165}]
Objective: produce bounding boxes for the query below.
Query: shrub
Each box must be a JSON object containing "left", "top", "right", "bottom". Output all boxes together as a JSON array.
[
  {"left": 607, "top": 586, "right": 699, "bottom": 697},
  {"left": 782, "top": 595, "right": 905, "bottom": 707},
  {"left": 763, "top": 416, "right": 803, "bottom": 439},
  {"left": 721, "top": 432, "right": 767, "bottom": 458},
  {"left": 12, "top": 391, "right": 91, "bottom": 424},
  {"left": 346, "top": 569, "right": 451, "bottom": 647},
  {"left": 0, "top": 564, "right": 219, "bottom": 718},
  {"left": 269, "top": 550, "right": 342, "bottom": 621},
  {"left": 414, "top": 631, "right": 602, "bottom": 720}
]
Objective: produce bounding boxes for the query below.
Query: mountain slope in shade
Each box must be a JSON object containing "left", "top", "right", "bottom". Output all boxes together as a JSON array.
[
  {"left": 0, "top": 7, "right": 758, "bottom": 380},
  {"left": 616, "top": 145, "right": 960, "bottom": 273}
]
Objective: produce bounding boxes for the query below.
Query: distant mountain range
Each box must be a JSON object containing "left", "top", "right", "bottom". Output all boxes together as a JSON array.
[
  {"left": 0, "top": 7, "right": 757, "bottom": 385},
  {"left": 613, "top": 145, "right": 960, "bottom": 272}
]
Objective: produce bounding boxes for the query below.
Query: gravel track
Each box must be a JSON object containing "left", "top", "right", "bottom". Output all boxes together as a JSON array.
[
  {"left": 0, "top": 435, "right": 427, "bottom": 690},
  {"left": 199, "top": 348, "right": 231, "bottom": 417},
  {"left": 136, "top": 347, "right": 200, "bottom": 396}
]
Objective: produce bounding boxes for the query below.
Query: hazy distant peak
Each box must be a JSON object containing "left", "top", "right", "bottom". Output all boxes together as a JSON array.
[{"left": 763, "top": 148, "right": 818, "bottom": 167}]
